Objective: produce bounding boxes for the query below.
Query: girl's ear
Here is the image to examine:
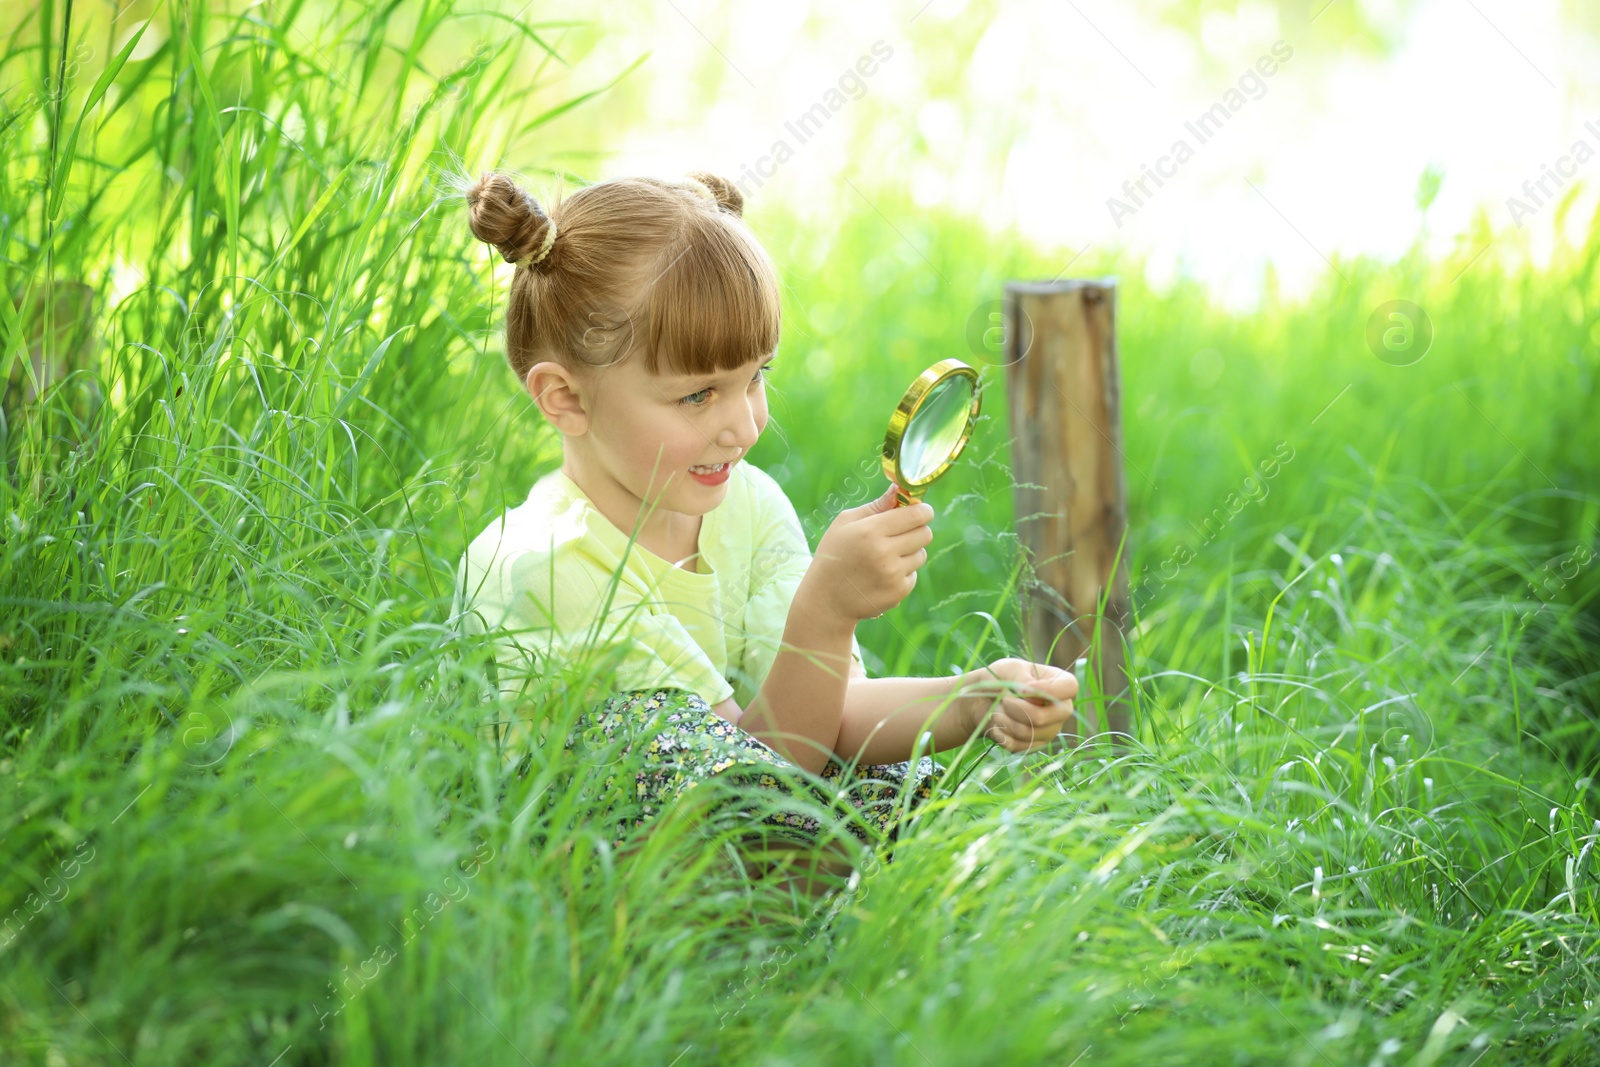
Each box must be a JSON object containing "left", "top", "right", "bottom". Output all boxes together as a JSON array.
[{"left": 525, "top": 361, "right": 591, "bottom": 435}]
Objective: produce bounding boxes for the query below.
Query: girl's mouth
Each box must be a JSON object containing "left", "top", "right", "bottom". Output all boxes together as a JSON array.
[{"left": 688, "top": 461, "right": 731, "bottom": 486}]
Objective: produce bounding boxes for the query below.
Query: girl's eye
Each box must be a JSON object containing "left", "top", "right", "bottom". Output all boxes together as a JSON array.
[{"left": 677, "top": 364, "right": 774, "bottom": 407}]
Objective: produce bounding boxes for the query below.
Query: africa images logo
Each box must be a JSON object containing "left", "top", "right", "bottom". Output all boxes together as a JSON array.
[
  {"left": 1106, "top": 40, "right": 1295, "bottom": 228},
  {"left": 1364, "top": 300, "right": 1433, "bottom": 367}
]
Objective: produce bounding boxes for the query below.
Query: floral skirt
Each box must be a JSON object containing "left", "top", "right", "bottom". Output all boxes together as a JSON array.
[{"left": 560, "top": 688, "right": 941, "bottom": 852}]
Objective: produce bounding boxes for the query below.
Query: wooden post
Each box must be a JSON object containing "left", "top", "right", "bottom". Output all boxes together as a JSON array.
[{"left": 1003, "top": 278, "right": 1132, "bottom": 743}]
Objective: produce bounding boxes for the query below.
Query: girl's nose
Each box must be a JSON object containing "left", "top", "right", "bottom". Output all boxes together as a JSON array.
[{"left": 719, "top": 402, "right": 761, "bottom": 451}]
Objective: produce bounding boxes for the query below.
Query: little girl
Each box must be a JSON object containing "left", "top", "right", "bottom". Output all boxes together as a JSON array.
[{"left": 452, "top": 168, "right": 1077, "bottom": 874}]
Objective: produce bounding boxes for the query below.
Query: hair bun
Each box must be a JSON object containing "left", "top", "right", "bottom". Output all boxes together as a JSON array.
[
  {"left": 464, "top": 171, "right": 558, "bottom": 269},
  {"left": 685, "top": 171, "right": 744, "bottom": 218}
]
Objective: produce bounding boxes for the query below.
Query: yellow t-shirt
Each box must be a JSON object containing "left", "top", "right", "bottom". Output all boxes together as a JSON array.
[{"left": 451, "top": 462, "right": 864, "bottom": 714}]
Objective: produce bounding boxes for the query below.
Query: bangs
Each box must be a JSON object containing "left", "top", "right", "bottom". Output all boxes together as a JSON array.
[{"left": 631, "top": 216, "right": 782, "bottom": 378}]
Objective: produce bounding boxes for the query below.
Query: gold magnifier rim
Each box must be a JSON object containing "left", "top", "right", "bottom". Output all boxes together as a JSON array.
[{"left": 881, "top": 357, "right": 983, "bottom": 498}]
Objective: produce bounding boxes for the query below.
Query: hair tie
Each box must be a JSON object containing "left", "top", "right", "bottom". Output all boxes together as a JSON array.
[{"left": 518, "top": 220, "right": 559, "bottom": 269}]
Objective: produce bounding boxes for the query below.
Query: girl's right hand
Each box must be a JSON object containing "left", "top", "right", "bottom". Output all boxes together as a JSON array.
[{"left": 804, "top": 481, "right": 935, "bottom": 623}]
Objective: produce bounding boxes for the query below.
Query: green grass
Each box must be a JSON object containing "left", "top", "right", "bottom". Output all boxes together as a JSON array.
[{"left": 2, "top": 2, "right": 1598, "bottom": 1064}]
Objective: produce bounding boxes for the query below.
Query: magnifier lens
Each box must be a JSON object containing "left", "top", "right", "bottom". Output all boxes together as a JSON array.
[{"left": 900, "top": 376, "right": 976, "bottom": 485}]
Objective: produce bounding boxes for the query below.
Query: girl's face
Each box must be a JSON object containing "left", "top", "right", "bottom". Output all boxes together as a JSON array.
[{"left": 569, "top": 349, "right": 775, "bottom": 518}]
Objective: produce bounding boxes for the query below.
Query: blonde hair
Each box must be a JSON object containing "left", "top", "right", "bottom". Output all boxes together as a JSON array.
[{"left": 461, "top": 170, "right": 782, "bottom": 386}]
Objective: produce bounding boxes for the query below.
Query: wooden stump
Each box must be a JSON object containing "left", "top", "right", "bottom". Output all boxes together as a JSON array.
[{"left": 1004, "top": 278, "right": 1132, "bottom": 743}]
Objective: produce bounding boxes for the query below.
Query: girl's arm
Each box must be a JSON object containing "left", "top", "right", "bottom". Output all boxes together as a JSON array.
[
  {"left": 834, "top": 674, "right": 978, "bottom": 765},
  {"left": 838, "top": 658, "right": 1081, "bottom": 763},
  {"left": 737, "top": 580, "right": 857, "bottom": 776},
  {"left": 712, "top": 627, "right": 865, "bottom": 731}
]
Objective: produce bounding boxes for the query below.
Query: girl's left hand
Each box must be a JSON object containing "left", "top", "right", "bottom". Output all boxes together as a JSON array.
[{"left": 956, "top": 658, "right": 1078, "bottom": 754}]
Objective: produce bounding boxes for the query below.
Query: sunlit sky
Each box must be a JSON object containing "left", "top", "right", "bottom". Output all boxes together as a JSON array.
[{"left": 555, "top": 0, "right": 1600, "bottom": 310}]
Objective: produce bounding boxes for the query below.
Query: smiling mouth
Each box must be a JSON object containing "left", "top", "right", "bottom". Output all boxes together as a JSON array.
[{"left": 689, "top": 462, "right": 730, "bottom": 474}]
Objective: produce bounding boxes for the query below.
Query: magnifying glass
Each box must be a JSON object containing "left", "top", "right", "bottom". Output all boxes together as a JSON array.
[{"left": 881, "top": 358, "right": 983, "bottom": 507}]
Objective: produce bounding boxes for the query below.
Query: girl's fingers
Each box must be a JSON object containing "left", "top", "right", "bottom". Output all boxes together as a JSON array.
[
  {"left": 884, "top": 527, "right": 933, "bottom": 555},
  {"left": 869, "top": 500, "right": 935, "bottom": 536},
  {"left": 1001, "top": 698, "right": 1071, "bottom": 740},
  {"left": 982, "top": 714, "right": 1027, "bottom": 750},
  {"left": 968, "top": 682, "right": 1072, "bottom": 737},
  {"left": 1016, "top": 677, "right": 1075, "bottom": 707},
  {"left": 990, "top": 703, "right": 1044, "bottom": 746},
  {"left": 978, "top": 708, "right": 1016, "bottom": 745},
  {"left": 896, "top": 538, "right": 930, "bottom": 561},
  {"left": 992, "top": 718, "right": 1045, "bottom": 753}
]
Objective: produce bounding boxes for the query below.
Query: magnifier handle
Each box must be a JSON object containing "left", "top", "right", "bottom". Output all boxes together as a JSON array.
[{"left": 893, "top": 484, "right": 922, "bottom": 508}]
